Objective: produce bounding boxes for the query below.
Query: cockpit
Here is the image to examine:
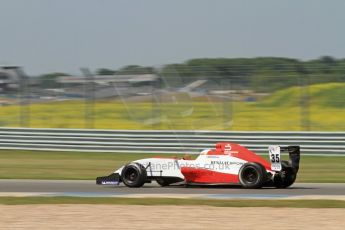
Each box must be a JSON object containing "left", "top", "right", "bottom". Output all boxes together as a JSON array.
[{"left": 199, "top": 149, "right": 211, "bottom": 155}]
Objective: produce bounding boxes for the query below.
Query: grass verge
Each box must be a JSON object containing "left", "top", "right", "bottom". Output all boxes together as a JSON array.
[
  {"left": 0, "top": 197, "right": 344, "bottom": 208},
  {"left": 0, "top": 150, "right": 178, "bottom": 180}
]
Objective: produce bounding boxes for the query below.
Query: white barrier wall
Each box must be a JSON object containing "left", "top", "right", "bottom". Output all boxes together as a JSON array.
[{"left": 0, "top": 128, "right": 344, "bottom": 155}]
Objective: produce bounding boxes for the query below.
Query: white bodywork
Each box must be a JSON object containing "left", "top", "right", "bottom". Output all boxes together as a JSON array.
[{"left": 114, "top": 150, "right": 274, "bottom": 180}]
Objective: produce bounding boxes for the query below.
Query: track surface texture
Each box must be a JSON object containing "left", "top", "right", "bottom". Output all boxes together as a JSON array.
[{"left": 1, "top": 180, "right": 345, "bottom": 197}]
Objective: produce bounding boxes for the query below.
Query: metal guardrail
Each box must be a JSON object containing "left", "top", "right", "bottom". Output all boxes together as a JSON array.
[{"left": 0, "top": 128, "right": 344, "bottom": 155}]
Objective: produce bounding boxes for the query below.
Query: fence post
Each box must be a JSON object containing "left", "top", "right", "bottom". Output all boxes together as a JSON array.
[
  {"left": 300, "top": 74, "right": 310, "bottom": 131},
  {"left": 81, "top": 68, "right": 95, "bottom": 129},
  {"left": 18, "top": 69, "right": 29, "bottom": 127}
]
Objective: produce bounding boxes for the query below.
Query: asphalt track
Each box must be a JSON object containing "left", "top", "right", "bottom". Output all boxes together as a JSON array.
[{"left": 0, "top": 180, "right": 345, "bottom": 199}]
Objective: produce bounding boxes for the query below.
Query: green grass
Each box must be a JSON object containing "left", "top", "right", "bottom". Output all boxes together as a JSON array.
[
  {"left": 0, "top": 150, "right": 344, "bottom": 182},
  {"left": 297, "top": 155, "right": 345, "bottom": 183},
  {"left": 0, "top": 197, "right": 344, "bottom": 208},
  {"left": 0, "top": 83, "right": 344, "bottom": 130},
  {"left": 0, "top": 150, "right": 177, "bottom": 180}
]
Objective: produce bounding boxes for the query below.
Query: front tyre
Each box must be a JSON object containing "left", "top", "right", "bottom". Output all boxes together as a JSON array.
[
  {"left": 121, "top": 163, "right": 147, "bottom": 188},
  {"left": 239, "top": 162, "right": 266, "bottom": 189}
]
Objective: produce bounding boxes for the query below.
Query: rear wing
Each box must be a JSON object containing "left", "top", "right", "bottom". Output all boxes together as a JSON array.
[{"left": 269, "top": 146, "right": 300, "bottom": 172}]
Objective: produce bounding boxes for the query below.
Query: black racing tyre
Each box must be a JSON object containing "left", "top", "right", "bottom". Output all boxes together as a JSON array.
[
  {"left": 239, "top": 162, "right": 266, "bottom": 189},
  {"left": 273, "top": 161, "right": 297, "bottom": 188},
  {"left": 121, "top": 163, "right": 147, "bottom": 188}
]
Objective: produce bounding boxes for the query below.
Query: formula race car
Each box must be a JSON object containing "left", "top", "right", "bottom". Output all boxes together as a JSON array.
[{"left": 96, "top": 142, "right": 300, "bottom": 189}]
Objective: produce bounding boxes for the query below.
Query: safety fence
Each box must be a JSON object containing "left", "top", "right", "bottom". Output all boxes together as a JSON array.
[{"left": 0, "top": 128, "right": 344, "bottom": 155}]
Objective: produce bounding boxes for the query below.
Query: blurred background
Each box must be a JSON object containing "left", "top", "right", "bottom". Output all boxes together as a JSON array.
[
  {"left": 0, "top": 58, "right": 344, "bottom": 131},
  {"left": 0, "top": 0, "right": 344, "bottom": 131}
]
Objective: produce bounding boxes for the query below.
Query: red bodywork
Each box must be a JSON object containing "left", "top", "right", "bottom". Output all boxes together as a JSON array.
[{"left": 181, "top": 142, "right": 271, "bottom": 184}]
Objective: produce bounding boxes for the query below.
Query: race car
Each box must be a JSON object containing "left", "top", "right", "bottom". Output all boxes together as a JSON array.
[{"left": 96, "top": 142, "right": 300, "bottom": 189}]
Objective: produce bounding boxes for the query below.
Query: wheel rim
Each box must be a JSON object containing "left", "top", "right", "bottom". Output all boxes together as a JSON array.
[
  {"left": 124, "top": 167, "right": 138, "bottom": 184},
  {"left": 243, "top": 167, "right": 259, "bottom": 184}
]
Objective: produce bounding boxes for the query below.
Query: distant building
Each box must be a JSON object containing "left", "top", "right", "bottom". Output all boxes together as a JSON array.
[
  {"left": 57, "top": 74, "right": 159, "bottom": 98},
  {"left": 57, "top": 74, "right": 158, "bottom": 85}
]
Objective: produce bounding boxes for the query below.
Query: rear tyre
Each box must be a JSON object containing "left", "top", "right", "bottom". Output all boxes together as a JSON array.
[
  {"left": 239, "top": 162, "right": 266, "bottom": 189},
  {"left": 121, "top": 163, "right": 147, "bottom": 188},
  {"left": 273, "top": 161, "right": 297, "bottom": 188}
]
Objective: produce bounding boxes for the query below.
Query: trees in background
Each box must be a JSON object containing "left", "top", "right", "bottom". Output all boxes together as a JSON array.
[
  {"left": 160, "top": 56, "right": 345, "bottom": 91},
  {"left": 37, "top": 56, "right": 345, "bottom": 91},
  {"left": 95, "top": 68, "right": 116, "bottom": 75},
  {"left": 38, "top": 73, "right": 67, "bottom": 89}
]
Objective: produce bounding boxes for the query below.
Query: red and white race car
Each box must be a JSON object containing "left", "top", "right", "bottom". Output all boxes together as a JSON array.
[{"left": 96, "top": 142, "right": 300, "bottom": 189}]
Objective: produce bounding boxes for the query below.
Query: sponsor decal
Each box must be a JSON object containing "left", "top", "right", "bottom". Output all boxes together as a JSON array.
[
  {"left": 211, "top": 161, "right": 244, "bottom": 166},
  {"left": 211, "top": 161, "right": 231, "bottom": 165},
  {"left": 101, "top": 181, "right": 120, "bottom": 185},
  {"left": 224, "top": 144, "right": 232, "bottom": 154},
  {"left": 207, "top": 156, "right": 220, "bottom": 158},
  {"left": 224, "top": 144, "right": 239, "bottom": 155}
]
